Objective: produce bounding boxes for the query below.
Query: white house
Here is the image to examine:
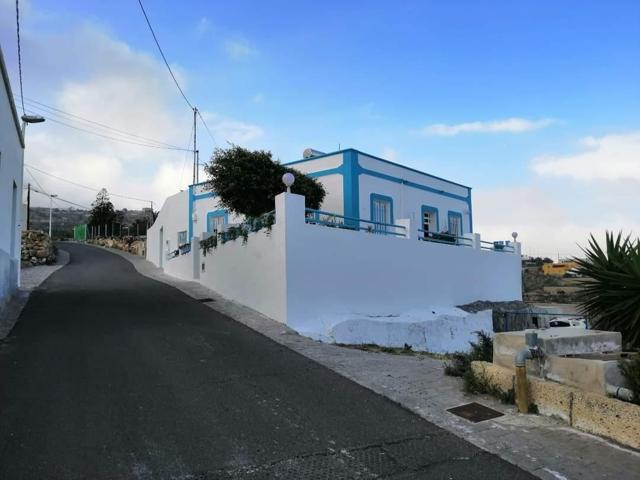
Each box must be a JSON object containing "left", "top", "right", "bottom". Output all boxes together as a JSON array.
[
  {"left": 0, "top": 45, "right": 25, "bottom": 310},
  {"left": 147, "top": 148, "right": 522, "bottom": 353}
]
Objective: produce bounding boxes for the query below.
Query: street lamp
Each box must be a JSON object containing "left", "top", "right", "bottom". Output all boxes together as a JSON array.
[
  {"left": 282, "top": 172, "right": 295, "bottom": 193},
  {"left": 48, "top": 194, "right": 58, "bottom": 238}
]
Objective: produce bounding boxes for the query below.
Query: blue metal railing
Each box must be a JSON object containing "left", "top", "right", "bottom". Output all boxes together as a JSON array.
[
  {"left": 417, "top": 229, "right": 473, "bottom": 247},
  {"left": 305, "top": 209, "right": 407, "bottom": 237}
]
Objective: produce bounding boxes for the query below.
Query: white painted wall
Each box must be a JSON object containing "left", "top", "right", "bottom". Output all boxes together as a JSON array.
[
  {"left": 282, "top": 194, "right": 521, "bottom": 335},
  {"left": 199, "top": 219, "right": 286, "bottom": 323},
  {"left": 357, "top": 153, "right": 472, "bottom": 234},
  {"left": 147, "top": 190, "right": 188, "bottom": 267},
  {"left": 0, "top": 48, "right": 25, "bottom": 308}
]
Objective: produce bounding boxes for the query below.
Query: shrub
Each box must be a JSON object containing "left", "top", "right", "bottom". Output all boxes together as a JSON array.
[
  {"left": 574, "top": 232, "right": 640, "bottom": 350},
  {"left": 204, "top": 145, "right": 326, "bottom": 218},
  {"left": 443, "top": 331, "right": 493, "bottom": 377},
  {"left": 619, "top": 356, "right": 640, "bottom": 405},
  {"left": 462, "top": 368, "right": 515, "bottom": 404}
]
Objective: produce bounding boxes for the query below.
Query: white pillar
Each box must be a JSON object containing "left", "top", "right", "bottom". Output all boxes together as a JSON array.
[{"left": 396, "top": 218, "right": 413, "bottom": 239}]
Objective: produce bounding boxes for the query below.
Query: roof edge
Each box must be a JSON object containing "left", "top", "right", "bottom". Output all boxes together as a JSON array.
[{"left": 0, "top": 44, "right": 25, "bottom": 148}]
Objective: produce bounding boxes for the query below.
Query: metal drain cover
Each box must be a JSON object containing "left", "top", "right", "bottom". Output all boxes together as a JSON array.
[
  {"left": 198, "top": 298, "right": 215, "bottom": 303},
  {"left": 447, "top": 402, "right": 504, "bottom": 423}
]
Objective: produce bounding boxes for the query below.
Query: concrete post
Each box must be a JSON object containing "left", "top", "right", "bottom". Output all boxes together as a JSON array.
[
  {"left": 465, "top": 233, "right": 481, "bottom": 249},
  {"left": 396, "top": 218, "right": 413, "bottom": 239}
]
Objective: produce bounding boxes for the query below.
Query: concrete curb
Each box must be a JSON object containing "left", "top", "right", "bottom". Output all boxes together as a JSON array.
[{"left": 471, "top": 361, "right": 640, "bottom": 449}]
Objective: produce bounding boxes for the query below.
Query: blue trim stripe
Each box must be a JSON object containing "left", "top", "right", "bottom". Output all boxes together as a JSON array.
[
  {"left": 307, "top": 167, "right": 342, "bottom": 178},
  {"left": 342, "top": 150, "right": 360, "bottom": 220},
  {"left": 284, "top": 147, "right": 471, "bottom": 190}
]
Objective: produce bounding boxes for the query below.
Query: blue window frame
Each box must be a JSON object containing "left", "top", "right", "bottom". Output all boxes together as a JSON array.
[
  {"left": 177, "top": 230, "right": 187, "bottom": 245},
  {"left": 421, "top": 205, "right": 439, "bottom": 235},
  {"left": 370, "top": 193, "right": 394, "bottom": 227},
  {"left": 447, "top": 211, "right": 463, "bottom": 236},
  {"left": 207, "top": 210, "right": 229, "bottom": 233}
]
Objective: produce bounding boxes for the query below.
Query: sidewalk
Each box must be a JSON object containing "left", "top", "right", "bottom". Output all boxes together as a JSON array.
[
  {"left": 89, "top": 243, "right": 640, "bottom": 480},
  {"left": 0, "top": 249, "right": 69, "bottom": 340}
]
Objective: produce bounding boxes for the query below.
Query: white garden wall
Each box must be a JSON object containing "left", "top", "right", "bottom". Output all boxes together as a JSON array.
[
  {"left": 281, "top": 194, "right": 521, "bottom": 336},
  {"left": 149, "top": 192, "right": 522, "bottom": 352}
]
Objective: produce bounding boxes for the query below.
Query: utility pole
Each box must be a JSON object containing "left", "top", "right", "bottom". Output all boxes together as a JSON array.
[
  {"left": 48, "top": 194, "right": 58, "bottom": 238},
  {"left": 193, "top": 107, "right": 198, "bottom": 185},
  {"left": 26, "top": 183, "right": 31, "bottom": 230}
]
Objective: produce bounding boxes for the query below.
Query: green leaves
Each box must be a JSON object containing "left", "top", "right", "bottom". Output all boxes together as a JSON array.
[
  {"left": 574, "top": 232, "right": 640, "bottom": 350},
  {"left": 203, "top": 145, "right": 326, "bottom": 218}
]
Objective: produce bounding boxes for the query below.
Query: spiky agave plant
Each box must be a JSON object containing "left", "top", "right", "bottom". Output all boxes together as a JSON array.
[{"left": 574, "top": 232, "right": 640, "bottom": 350}]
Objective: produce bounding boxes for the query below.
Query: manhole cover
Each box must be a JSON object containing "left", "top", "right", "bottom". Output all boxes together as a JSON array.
[
  {"left": 447, "top": 402, "right": 504, "bottom": 423},
  {"left": 198, "top": 298, "right": 215, "bottom": 303}
]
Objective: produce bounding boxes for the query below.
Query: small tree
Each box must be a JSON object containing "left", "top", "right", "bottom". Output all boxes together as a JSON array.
[
  {"left": 574, "top": 232, "right": 640, "bottom": 350},
  {"left": 88, "top": 188, "right": 116, "bottom": 230},
  {"left": 204, "top": 145, "right": 326, "bottom": 218}
]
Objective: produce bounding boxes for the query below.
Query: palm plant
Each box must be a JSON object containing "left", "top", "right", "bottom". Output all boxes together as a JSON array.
[{"left": 574, "top": 232, "right": 640, "bottom": 350}]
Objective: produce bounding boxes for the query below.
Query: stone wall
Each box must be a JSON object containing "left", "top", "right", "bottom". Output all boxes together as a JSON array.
[
  {"left": 88, "top": 237, "right": 146, "bottom": 256},
  {"left": 21, "top": 230, "right": 56, "bottom": 265}
]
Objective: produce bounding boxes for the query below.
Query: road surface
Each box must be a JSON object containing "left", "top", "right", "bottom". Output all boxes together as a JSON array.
[{"left": 0, "top": 243, "right": 534, "bottom": 479}]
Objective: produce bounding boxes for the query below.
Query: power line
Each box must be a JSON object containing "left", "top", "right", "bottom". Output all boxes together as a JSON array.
[
  {"left": 29, "top": 187, "right": 90, "bottom": 209},
  {"left": 197, "top": 110, "right": 218, "bottom": 147},
  {"left": 25, "top": 167, "right": 49, "bottom": 195},
  {"left": 20, "top": 96, "right": 189, "bottom": 150},
  {"left": 23, "top": 109, "right": 192, "bottom": 152},
  {"left": 15, "top": 0, "right": 25, "bottom": 115},
  {"left": 25, "top": 165, "right": 153, "bottom": 204},
  {"left": 136, "top": 0, "right": 193, "bottom": 109}
]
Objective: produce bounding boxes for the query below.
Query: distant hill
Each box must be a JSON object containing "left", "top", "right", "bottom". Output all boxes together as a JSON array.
[{"left": 27, "top": 207, "right": 153, "bottom": 239}]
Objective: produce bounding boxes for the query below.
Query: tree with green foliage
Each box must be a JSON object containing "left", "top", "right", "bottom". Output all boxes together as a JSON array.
[
  {"left": 574, "top": 232, "right": 640, "bottom": 350},
  {"left": 204, "top": 145, "right": 326, "bottom": 218},
  {"left": 88, "top": 188, "right": 116, "bottom": 228}
]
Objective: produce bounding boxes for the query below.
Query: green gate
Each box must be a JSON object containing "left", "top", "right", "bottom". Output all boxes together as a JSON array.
[{"left": 73, "top": 224, "right": 87, "bottom": 241}]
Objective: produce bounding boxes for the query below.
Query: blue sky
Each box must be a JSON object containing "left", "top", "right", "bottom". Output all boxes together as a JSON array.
[{"left": 1, "top": 0, "right": 639, "bottom": 256}]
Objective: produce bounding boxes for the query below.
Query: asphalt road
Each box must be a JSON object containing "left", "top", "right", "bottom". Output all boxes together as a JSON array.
[{"left": 0, "top": 244, "right": 535, "bottom": 479}]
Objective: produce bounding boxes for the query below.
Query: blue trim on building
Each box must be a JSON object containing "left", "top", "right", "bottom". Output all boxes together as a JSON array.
[
  {"left": 307, "top": 167, "right": 343, "bottom": 178},
  {"left": 421, "top": 205, "right": 439, "bottom": 232},
  {"left": 468, "top": 190, "right": 473, "bottom": 233},
  {"left": 193, "top": 192, "right": 215, "bottom": 200},
  {"left": 342, "top": 150, "right": 360, "bottom": 220},
  {"left": 447, "top": 210, "right": 463, "bottom": 235},
  {"left": 370, "top": 193, "right": 394, "bottom": 224},
  {"left": 206, "top": 209, "right": 229, "bottom": 232},
  {"left": 284, "top": 148, "right": 471, "bottom": 190}
]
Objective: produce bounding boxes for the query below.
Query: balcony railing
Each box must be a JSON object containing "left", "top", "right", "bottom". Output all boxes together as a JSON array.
[
  {"left": 418, "top": 230, "right": 473, "bottom": 247},
  {"left": 480, "top": 240, "right": 516, "bottom": 253},
  {"left": 305, "top": 209, "right": 407, "bottom": 237}
]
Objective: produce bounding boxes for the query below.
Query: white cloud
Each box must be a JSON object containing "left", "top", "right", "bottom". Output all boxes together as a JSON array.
[
  {"left": 532, "top": 131, "right": 640, "bottom": 182},
  {"left": 199, "top": 112, "right": 264, "bottom": 144},
  {"left": 474, "top": 183, "right": 640, "bottom": 258},
  {"left": 224, "top": 38, "right": 257, "bottom": 59},
  {"left": 418, "top": 118, "right": 554, "bottom": 136},
  {"left": 10, "top": 15, "right": 263, "bottom": 210}
]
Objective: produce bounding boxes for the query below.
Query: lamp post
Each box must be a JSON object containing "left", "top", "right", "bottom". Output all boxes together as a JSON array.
[
  {"left": 48, "top": 194, "right": 58, "bottom": 238},
  {"left": 282, "top": 172, "right": 295, "bottom": 193}
]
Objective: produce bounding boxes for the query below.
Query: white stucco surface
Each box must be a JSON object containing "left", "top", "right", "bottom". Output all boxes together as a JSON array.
[
  {"left": 299, "top": 307, "right": 493, "bottom": 353},
  {"left": 0, "top": 47, "right": 25, "bottom": 309}
]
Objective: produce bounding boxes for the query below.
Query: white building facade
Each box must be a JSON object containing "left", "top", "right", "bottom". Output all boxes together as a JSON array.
[
  {"left": 147, "top": 148, "right": 521, "bottom": 352},
  {"left": 0, "top": 46, "right": 25, "bottom": 310}
]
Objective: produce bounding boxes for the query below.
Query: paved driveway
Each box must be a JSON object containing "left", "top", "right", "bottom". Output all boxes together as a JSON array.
[{"left": 0, "top": 244, "right": 535, "bottom": 479}]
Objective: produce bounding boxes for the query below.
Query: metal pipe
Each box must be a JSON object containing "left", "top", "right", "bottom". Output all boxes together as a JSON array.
[
  {"left": 515, "top": 331, "right": 539, "bottom": 413},
  {"left": 605, "top": 384, "right": 634, "bottom": 402}
]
